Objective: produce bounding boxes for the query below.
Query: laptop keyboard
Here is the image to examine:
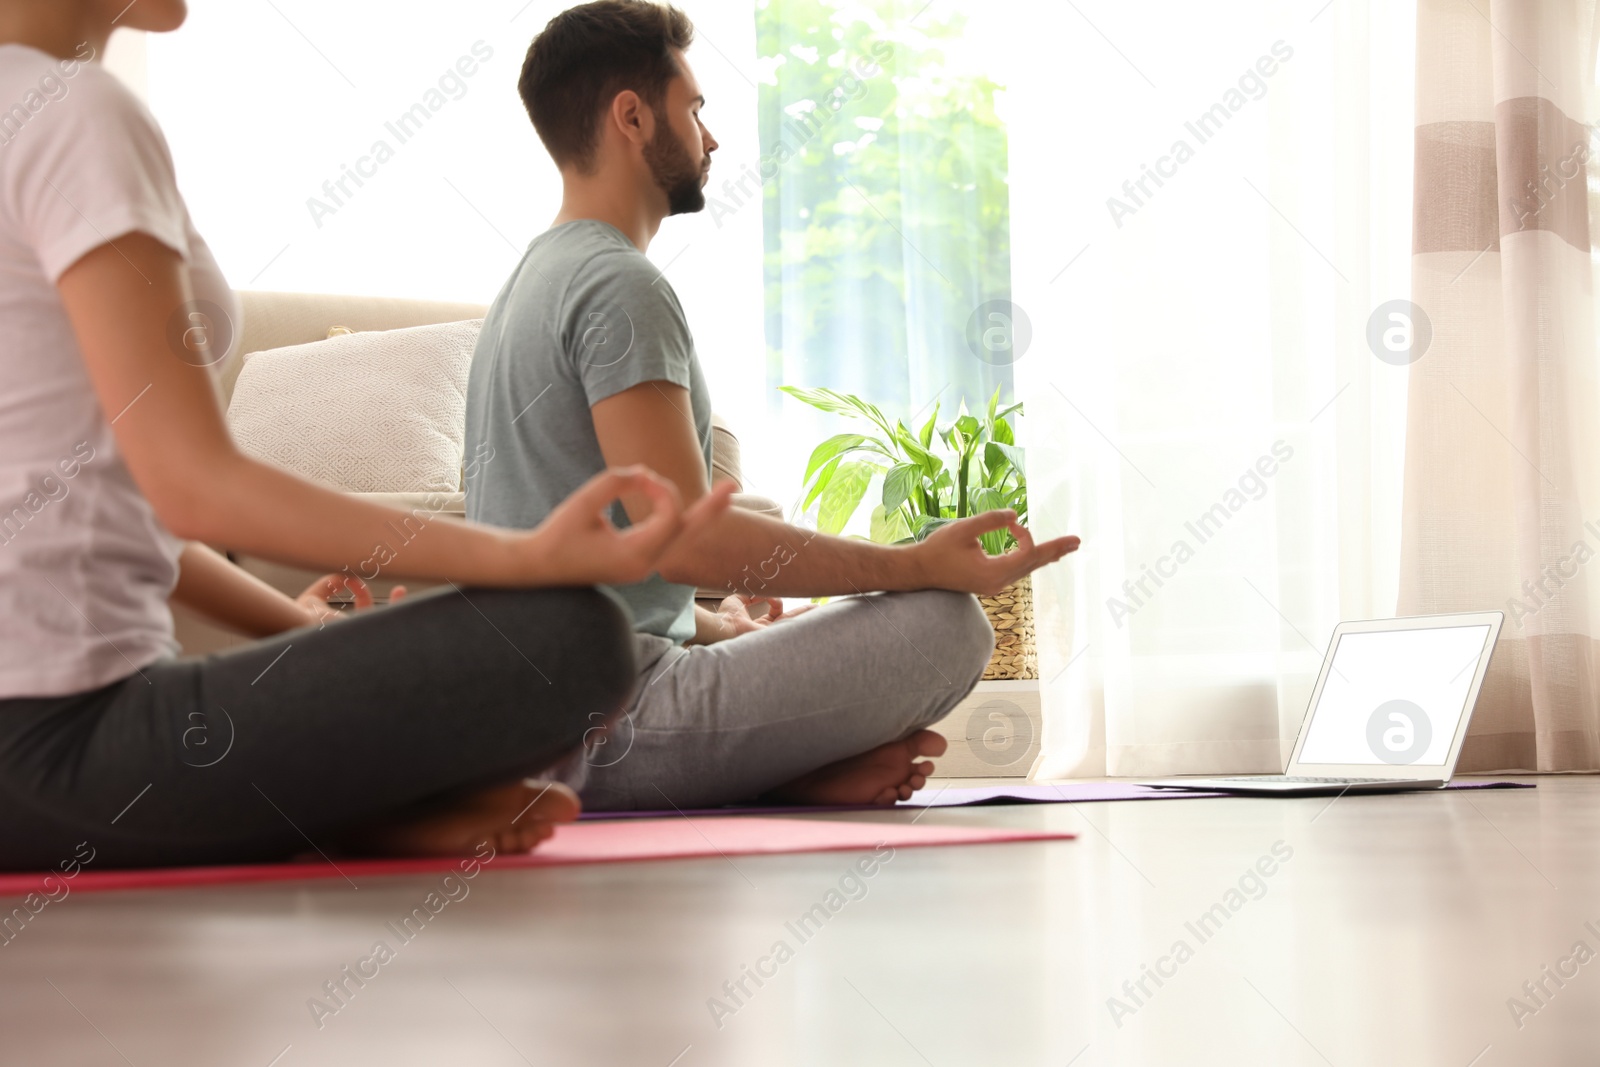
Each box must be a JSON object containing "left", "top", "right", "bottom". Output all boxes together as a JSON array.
[{"left": 1212, "top": 776, "right": 1400, "bottom": 784}]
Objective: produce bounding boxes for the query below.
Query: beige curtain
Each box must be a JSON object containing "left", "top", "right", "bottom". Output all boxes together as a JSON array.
[{"left": 1402, "top": 0, "right": 1600, "bottom": 769}]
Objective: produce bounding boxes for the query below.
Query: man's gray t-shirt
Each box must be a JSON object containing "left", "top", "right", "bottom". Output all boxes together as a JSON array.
[{"left": 464, "top": 220, "right": 712, "bottom": 644}]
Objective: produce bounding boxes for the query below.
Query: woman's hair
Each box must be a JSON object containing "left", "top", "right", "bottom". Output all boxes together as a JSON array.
[{"left": 517, "top": 0, "right": 694, "bottom": 173}]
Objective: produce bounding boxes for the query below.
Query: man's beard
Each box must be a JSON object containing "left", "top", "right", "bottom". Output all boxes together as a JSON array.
[{"left": 643, "top": 115, "right": 707, "bottom": 216}]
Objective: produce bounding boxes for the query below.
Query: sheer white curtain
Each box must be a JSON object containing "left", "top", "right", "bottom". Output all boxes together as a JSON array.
[
  {"left": 1008, "top": 0, "right": 1419, "bottom": 777},
  {"left": 146, "top": 2, "right": 564, "bottom": 303}
]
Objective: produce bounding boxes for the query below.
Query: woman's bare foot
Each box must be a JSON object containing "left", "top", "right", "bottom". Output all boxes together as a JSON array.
[
  {"left": 764, "top": 730, "right": 948, "bottom": 807},
  {"left": 342, "top": 779, "right": 581, "bottom": 858}
]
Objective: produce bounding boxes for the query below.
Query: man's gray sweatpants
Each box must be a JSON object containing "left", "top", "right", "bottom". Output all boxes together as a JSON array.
[{"left": 577, "top": 589, "right": 995, "bottom": 810}]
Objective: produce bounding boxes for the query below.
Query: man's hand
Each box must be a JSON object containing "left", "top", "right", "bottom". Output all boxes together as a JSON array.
[{"left": 909, "top": 510, "right": 1080, "bottom": 595}]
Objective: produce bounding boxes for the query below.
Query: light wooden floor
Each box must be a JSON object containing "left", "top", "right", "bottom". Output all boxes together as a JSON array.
[{"left": 2, "top": 776, "right": 1596, "bottom": 1066}]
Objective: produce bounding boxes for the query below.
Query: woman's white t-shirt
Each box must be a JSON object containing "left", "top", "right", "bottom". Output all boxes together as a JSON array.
[{"left": 0, "top": 44, "right": 236, "bottom": 698}]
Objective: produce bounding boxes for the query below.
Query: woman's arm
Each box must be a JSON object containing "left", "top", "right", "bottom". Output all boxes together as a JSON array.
[
  {"left": 57, "top": 234, "right": 728, "bottom": 587},
  {"left": 172, "top": 543, "right": 406, "bottom": 638},
  {"left": 170, "top": 542, "right": 312, "bottom": 638}
]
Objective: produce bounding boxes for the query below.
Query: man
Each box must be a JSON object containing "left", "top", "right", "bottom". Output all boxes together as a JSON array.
[{"left": 465, "top": 0, "right": 1079, "bottom": 810}]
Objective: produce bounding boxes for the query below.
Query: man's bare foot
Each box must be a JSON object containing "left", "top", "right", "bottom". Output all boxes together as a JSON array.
[
  {"left": 764, "top": 730, "right": 948, "bottom": 807},
  {"left": 341, "top": 780, "right": 580, "bottom": 858}
]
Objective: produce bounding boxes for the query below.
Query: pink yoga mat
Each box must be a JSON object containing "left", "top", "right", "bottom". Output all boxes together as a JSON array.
[{"left": 0, "top": 817, "right": 1075, "bottom": 897}]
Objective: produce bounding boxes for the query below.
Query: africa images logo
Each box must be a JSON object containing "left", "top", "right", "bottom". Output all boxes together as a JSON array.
[
  {"left": 1366, "top": 299, "right": 1432, "bottom": 366},
  {"left": 166, "top": 299, "right": 234, "bottom": 368},
  {"left": 964, "top": 300, "right": 1032, "bottom": 367},
  {"left": 578, "top": 306, "right": 635, "bottom": 368},
  {"left": 1365, "top": 699, "right": 1432, "bottom": 765}
]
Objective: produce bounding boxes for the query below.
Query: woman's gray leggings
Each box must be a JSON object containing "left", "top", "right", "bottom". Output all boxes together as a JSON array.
[{"left": 0, "top": 585, "right": 635, "bottom": 871}]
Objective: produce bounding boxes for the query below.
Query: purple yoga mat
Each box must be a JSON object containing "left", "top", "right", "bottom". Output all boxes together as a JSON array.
[{"left": 577, "top": 778, "right": 1532, "bottom": 820}]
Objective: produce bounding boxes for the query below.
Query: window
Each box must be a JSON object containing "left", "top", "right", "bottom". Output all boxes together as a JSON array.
[{"left": 754, "top": 0, "right": 1016, "bottom": 509}]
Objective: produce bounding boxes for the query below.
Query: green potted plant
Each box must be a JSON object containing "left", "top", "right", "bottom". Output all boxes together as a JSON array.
[{"left": 781, "top": 384, "right": 1036, "bottom": 679}]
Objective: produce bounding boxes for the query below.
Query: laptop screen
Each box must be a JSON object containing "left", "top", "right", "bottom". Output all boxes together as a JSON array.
[{"left": 1296, "top": 623, "right": 1494, "bottom": 766}]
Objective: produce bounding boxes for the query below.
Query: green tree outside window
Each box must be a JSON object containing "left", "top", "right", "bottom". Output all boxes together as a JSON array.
[{"left": 752, "top": 0, "right": 1015, "bottom": 434}]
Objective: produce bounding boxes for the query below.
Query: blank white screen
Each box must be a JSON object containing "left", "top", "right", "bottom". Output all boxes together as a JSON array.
[{"left": 1296, "top": 624, "right": 1492, "bottom": 766}]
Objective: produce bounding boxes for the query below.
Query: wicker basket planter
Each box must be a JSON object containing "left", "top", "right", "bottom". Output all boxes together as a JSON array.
[{"left": 980, "top": 575, "right": 1037, "bottom": 680}]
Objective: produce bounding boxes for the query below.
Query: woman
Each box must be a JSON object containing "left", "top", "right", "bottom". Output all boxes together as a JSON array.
[{"left": 0, "top": 0, "right": 729, "bottom": 871}]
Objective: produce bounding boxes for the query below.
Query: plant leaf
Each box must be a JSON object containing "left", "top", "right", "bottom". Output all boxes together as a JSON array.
[
  {"left": 1006, "top": 485, "right": 1030, "bottom": 522},
  {"left": 779, "top": 385, "right": 861, "bottom": 418},
  {"left": 896, "top": 431, "right": 943, "bottom": 478},
  {"left": 985, "top": 441, "right": 1026, "bottom": 477},
  {"left": 804, "top": 433, "right": 869, "bottom": 483},
  {"left": 869, "top": 504, "right": 913, "bottom": 545},
  {"left": 912, "top": 515, "right": 955, "bottom": 542},
  {"left": 815, "top": 460, "right": 876, "bottom": 536},
  {"left": 780, "top": 386, "right": 902, "bottom": 441},
  {"left": 980, "top": 442, "right": 1004, "bottom": 485},
  {"left": 969, "top": 486, "right": 1008, "bottom": 515},
  {"left": 802, "top": 454, "right": 842, "bottom": 510},
  {"left": 979, "top": 529, "right": 1012, "bottom": 556},
  {"left": 881, "top": 462, "right": 923, "bottom": 514},
  {"left": 918, "top": 404, "right": 939, "bottom": 449},
  {"left": 843, "top": 394, "right": 894, "bottom": 436}
]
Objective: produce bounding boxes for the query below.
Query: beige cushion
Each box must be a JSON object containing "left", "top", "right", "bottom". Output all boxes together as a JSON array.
[
  {"left": 227, "top": 320, "right": 482, "bottom": 494},
  {"left": 710, "top": 414, "right": 743, "bottom": 490},
  {"left": 226, "top": 291, "right": 489, "bottom": 405}
]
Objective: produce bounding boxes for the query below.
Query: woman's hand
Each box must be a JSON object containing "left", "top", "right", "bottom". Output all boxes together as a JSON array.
[
  {"left": 294, "top": 574, "right": 408, "bottom": 627},
  {"left": 514, "top": 467, "right": 734, "bottom": 587},
  {"left": 717, "top": 594, "right": 813, "bottom": 637}
]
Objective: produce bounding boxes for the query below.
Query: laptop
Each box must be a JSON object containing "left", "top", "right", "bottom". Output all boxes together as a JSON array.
[{"left": 1143, "top": 611, "right": 1504, "bottom": 796}]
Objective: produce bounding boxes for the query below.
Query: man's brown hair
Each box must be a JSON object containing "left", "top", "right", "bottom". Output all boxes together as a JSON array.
[{"left": 518, "top": 0, "right": 695, "bottom": 172}]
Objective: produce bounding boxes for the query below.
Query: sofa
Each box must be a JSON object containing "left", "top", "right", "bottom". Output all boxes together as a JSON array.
[{"left": 172, "top": 290, "right": 782, "bottom": 656}]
